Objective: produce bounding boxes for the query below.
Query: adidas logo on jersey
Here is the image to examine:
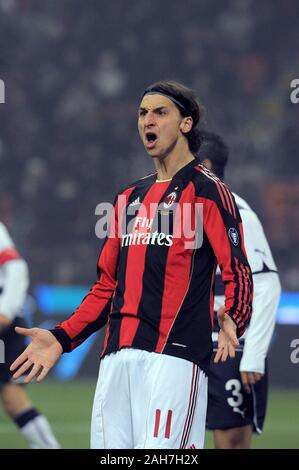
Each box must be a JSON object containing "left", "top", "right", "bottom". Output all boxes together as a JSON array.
[{"left": 129, "top": 197, "right": 140, "bottom": 207}]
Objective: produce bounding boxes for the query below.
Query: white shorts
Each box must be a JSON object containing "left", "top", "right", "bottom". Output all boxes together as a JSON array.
[{"left": 90, "top": 348, "right": 207, "bottom": 449}]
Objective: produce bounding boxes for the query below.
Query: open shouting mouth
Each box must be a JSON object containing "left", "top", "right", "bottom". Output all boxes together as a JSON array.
[{"left": 145, "top": 131, "right": 158, "bottom": 149}]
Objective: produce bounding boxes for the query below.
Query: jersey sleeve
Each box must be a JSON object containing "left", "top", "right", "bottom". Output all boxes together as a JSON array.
[
  {"left": 239, "top": 208, "right": 281, "bottom": 373},
  {"left": 238, "top": 208, "right": 278, "bottom": 274},
  {"left": 196, "top": 180, "right": 253, "bottom": 337},
  {"left": 0, "top": 222, "right": 21, "bottom": 264},
  {"left": 51, "top": 194, "right": 123, "bottom": 352},
  {"left": 0, "top": 223, "right": 29, "bottom": 320},
  {"left": 0, "top": 259, "right": 29, "bottom": 320}
]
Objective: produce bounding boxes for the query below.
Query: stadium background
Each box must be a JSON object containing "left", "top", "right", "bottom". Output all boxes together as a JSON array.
[{"left": 0, "top": 0, "right": 298, "bottom": 448}]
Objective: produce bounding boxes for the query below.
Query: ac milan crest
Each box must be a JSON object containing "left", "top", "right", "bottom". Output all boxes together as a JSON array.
[{"left": 163, "top": 191, "right": 177, "bottom": 209}]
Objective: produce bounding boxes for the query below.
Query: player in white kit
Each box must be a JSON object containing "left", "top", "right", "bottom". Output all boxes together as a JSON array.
[{"left": 0, "top": 222, "right": 60, "bottom": 448}]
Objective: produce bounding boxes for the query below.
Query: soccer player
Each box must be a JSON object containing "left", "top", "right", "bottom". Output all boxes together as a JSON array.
[
  {"left": 0, "top": 222, "right": 60, "bottom": 449},
  {"left": 199, "top": 131, "right": 281, "bottom": 449},
  {"left": 10, "top": 81, "right": 253, "bottom": 449}
]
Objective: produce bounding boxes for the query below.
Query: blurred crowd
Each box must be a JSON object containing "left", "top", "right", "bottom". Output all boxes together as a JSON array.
[{"left": 0, "top": 0, "right": 298, "bottom": 290}]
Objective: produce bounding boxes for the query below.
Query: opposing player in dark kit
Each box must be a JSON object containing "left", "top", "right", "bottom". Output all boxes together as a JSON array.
[{"left": 199, "top": 131, "right": 281, "bottom": 448}]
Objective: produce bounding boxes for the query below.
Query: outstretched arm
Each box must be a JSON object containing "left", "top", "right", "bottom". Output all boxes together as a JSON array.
[
  {"left": 10, "top": 192, "right": 127, "bottom": 381},
  {"left": 49, "top": 193, "right": 125, "bottom": 352},
  {"left": 10, "top": 327, "right": 63, "bottom": 383}
]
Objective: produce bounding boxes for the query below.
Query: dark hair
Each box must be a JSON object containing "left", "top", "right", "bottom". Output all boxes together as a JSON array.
[
  {"left": 197, "top": 131, "right": 229, "bottom": 179},
  {"left": 142, "top": 80, "right": 205, "bottom": 153}
]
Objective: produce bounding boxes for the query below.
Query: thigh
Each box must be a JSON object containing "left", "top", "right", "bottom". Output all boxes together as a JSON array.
[
  {"left": 213, "top": 424, "right": 253, "bottom": 449},
  {"left": 90, "top": 350, "right": 133, "bottom": 449},
  {"left": 0, "top": 382, "right": 31, "bottom": 416},
  {"left": 132, "top": 352, "right": 207, "bottom": 449}
]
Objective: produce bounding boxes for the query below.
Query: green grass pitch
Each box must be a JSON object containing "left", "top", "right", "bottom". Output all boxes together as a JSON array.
[{"left": 0, "top": 381, "right": 298, "bottom": 449}]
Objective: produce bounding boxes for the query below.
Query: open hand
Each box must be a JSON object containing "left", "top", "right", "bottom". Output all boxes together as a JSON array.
[{"left": 10, "top": 327, "right": 63, "bottom": 383}]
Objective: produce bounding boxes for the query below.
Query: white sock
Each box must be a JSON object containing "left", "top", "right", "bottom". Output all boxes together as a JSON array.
[{"left": 15, "top": 408, "right": 61, "bottom": 449}]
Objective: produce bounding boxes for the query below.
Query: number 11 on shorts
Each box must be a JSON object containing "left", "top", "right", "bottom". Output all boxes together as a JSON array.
[{"left": 153, "top": 409, "right": 173, "bottom": 438}]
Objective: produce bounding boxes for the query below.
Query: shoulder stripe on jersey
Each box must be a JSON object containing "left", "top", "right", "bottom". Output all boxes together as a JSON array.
[
  {"left": 222, "top": 186, "right": 236, "bottom": 218},
  {"left": 226, "top": 190, "right": 237, "bottom": 219},
  {"left": 195, "top": 166, "right": 236, "bottom": 219},
  {"left": 195, "top": 166, "right": 227, "bottom": 210},
  {"left": 216, "top": 181, "right": 230, "bottom": 212}
]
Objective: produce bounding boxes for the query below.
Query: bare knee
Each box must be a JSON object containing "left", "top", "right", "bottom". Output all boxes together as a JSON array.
[
  {"left": 214, "top": 425, "right": 253, "bottom": 449},
  {"left": 0, "top": 383, "right": 32, "bottom": 417}
]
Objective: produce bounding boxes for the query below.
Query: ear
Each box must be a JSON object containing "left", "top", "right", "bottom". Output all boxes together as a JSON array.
[
  {"left": 201, "top": 158, "right": 212, "bottom": 171},
  {"left": 180, "top": 116, "right": 193, "bottom": 134}
]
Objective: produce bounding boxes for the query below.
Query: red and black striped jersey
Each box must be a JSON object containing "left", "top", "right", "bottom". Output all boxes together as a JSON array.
[{"left": 52, "top": 160, "right": 253, "bottom": 373}]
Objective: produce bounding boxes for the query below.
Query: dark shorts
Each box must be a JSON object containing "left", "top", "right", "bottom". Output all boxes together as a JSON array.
[
  {"left": 206, "top": 346, "right": 268, "bottom": 433},
  {"left": 0, "top": 317, "right": 27, "bottom": 386}
]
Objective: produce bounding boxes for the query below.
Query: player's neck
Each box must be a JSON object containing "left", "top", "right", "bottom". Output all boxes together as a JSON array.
[{"left": 154, "top": 145, "right": 195, "bottom": 181}]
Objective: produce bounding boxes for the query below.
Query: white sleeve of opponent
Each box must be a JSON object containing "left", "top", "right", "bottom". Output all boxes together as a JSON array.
[
  {"left": 0, "top": 222, "right": 30, "bottom": 320},
  {"left": 0, "top": 222, "right": 14, "bottom": 250},
  {"left": 240, "top": 272, "right": 281, "bottom": 373},
  {"left": 237, "top": 204, "right": 281, "bottom": 374},
  {"left": 0, "top": 259, "right": 29, "bottom": 320}
]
